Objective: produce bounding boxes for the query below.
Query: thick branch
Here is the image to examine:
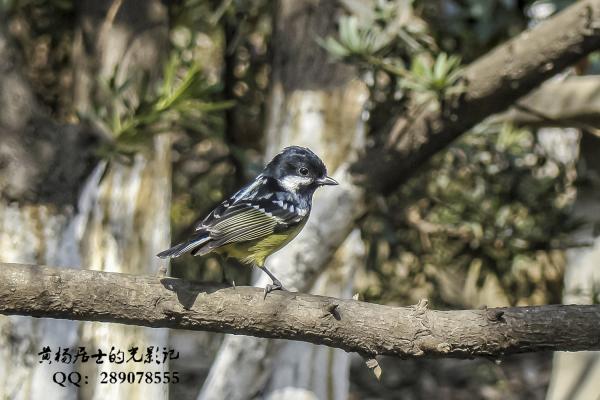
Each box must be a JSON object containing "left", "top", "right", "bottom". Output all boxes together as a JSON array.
[
  {"left": 1, "top": 262, "right": 599, "bottom": 358},
  {"left": 352, "top": 0, "right": 600, "bottom": 193},
  {"left": 495, "top": 76, "right": 600, "bottom": 130}
]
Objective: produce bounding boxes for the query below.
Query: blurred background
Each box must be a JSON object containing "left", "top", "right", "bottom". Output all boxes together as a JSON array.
[{"left": 0, "top": 0, "right": 599, "bottom": 399}]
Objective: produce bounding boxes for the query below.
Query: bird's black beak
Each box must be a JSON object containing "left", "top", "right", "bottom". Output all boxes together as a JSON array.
[{"left": 317, "top": 176, "right": 338, "bottom": 186}]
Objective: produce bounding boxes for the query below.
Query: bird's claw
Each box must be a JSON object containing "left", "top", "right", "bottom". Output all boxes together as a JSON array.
[{"left": 263, "top": 281, "right": 286, "bottom": 299}]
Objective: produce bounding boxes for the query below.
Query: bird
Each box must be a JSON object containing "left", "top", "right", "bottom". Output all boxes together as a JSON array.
[{"left": 157, "top": 146, "right": 338, "bottom": 297}]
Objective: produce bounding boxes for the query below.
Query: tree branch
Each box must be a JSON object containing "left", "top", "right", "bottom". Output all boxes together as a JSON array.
[
  {"left": 494, "top": 76, "right": 600, "bottom": 132},
  {"left": 1, "top": 262, "right": 599, "bottom": 358},
  {"left": 352, "top": 0, "right": 600, "bottom": 193}
]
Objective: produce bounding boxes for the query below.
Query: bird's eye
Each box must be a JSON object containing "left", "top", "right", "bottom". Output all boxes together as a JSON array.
[{"left": 299, "top": 167, "right": 309, "bottom": 176}]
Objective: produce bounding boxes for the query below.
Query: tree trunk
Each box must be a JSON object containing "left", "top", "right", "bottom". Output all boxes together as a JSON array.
[
  {"left": 198, "top": 1, "right": 368, "bottom": 399},
  {"left": 263, "top": 230, "right": 364, "bottom": 400},
  {"left": 71, "top": 2, "right": 171, "bottom": 399},
  {"left": 0, "top": 21, "right": 94, "bottom": 400}
]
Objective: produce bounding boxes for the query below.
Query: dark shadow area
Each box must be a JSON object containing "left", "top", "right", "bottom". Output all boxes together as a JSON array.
[
  {"left": 350, "top": 351, "right": 555, "bottom": 400},
  {"left": 159, "top": 277, "right": 230, "bottom": 309}
]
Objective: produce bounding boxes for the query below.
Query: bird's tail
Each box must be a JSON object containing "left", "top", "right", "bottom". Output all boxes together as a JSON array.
[{"left": 157, "top": 233, "right": 210, "bottom": 259}]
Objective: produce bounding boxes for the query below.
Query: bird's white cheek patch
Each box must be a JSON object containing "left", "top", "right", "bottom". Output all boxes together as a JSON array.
[
  {"left": 280, "top": 175, "right": 311, "bottom": 192},
  {"left": 296, "top": 206, "right": 308, "bottom": 217}
]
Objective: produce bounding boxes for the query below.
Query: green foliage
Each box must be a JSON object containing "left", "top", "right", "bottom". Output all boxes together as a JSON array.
[
  {"left": 318, "top": 15, "right": 394, "bottom": 61},
  {"left": 86, "top": 55, "right": 232, "bottom": 157},
  {"left": 318, "top": 1, "right": 580, "bottom": 308},
  {"left": 398, "top": 52, "right": 464, "bottom": 102},
  {"left": 360, "top": 124, "right": 574, "bottom": 307},
  {"left": 320, "top": 2, "right": 464, "bottom": 105},
  {"left": 319, "top": 0, "right": 433, "bottom": 61}
]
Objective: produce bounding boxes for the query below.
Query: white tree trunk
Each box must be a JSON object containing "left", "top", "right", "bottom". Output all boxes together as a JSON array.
[
  {"left": 198, "top": 2, "right": 369, "bottom": 398},
  {"left": 264, "top": 230, "right": 364, "bottom": 400},
  {"left": 72, "top": 2, "right": 171, "bottom": 399},
  {"left": 0, "top": 138, "right": 171, "bottom": 400},
  {"left": 76, "top": 136, "right": 171, "bottom": 400},
  {"left": 0, "top": 136, "right": 108, "bottom": 400},
  {"left": 258, "top": 83, "right": 367, "bottom": 400},
  {"left": 198, "top": 81, "right": 367, "bottom": 400}
]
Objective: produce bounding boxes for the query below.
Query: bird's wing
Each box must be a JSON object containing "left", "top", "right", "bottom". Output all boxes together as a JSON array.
[
  {"left": 198, "top": 198, "right": 304, "bottom": 247},
  {"left": 162, "top": 175, "right": 307, "bottom": 258},
  {"left": 194, "top": 175, "right": 268, "bottom": 232}
]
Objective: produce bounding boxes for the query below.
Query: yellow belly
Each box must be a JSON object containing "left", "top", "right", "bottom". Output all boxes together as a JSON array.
[{"left": 216, "top": 222, "right": 305, "bottom": 267}]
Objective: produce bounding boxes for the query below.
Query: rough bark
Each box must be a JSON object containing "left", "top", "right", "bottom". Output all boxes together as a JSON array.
[
  {"left": 352, "top": 0, "right": 600, "bottom": 193},
  {"left": 261, "top": 231, "right": 365, "bottom": 400},
  {"left": 1, "top": 262, "right": 600, "bottom": 359},
  {"left": 200, "top": 232, "right": 365, "bottom": 400}
]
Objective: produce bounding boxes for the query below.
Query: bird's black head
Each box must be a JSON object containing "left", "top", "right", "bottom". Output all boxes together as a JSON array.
[{"left": 263, "top": 146, "right": 338, "bottom": 193}]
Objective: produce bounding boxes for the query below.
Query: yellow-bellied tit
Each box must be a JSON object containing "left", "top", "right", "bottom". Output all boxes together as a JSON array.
[{"left": 157, "top": 146, "right": 338, "bottom": 297}]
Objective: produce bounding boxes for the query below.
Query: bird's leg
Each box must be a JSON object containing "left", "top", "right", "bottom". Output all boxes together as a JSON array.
[
  {"left": 156, "top": 264, "right": 168, "bottom": 278},
  {"left": 221, "top": 259, "right": 235, "bottom": 288},
  {"left": 259, "top": 265, "right": 287, "bottom": 299}
]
